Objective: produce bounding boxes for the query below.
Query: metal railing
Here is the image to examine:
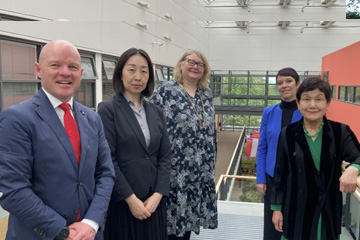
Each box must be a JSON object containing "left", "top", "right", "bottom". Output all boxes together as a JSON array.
[
  {"left": 216, "top": 174, "right": 257, "bottom": 201},
  {"left": 216, "top": 127, "right": 247, "bottom": 200}
]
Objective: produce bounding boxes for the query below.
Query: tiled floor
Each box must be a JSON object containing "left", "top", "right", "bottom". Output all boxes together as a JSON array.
[
  {"left": 191, "top": 213, "right": 263, "bottom": 240},
  {"left": 191, "top": 201, "right": 263, "bottom": 240},
  {"left": 190, "top": 201, "right": 355, "bottom": 240},
  {"left": 0, "top": 201, "right": 356, "bottom": 240}
]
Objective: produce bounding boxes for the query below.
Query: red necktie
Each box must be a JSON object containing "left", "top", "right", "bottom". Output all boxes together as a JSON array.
[{"left": 59, "top": 103, "right": 81, "bottom": 166}]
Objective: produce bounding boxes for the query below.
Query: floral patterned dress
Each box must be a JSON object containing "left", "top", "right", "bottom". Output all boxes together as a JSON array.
[{"left": 149, "top": 80, "right": 218, "bottom": 237}]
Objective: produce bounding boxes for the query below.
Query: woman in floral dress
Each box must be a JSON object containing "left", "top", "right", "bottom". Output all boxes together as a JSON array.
[{"left": 150, "top": 50, "right": 218, "bottom": 240}]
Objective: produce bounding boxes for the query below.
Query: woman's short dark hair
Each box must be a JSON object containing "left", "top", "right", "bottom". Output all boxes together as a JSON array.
[
  {"left": 112, "top": 48, "right": 155, "bottom": 97},
  {"left": 276, "top": 67, "right": 300, "bottom": 84},
  {"left": 296, "top": 77, "right": 332, "bottom": 103}
]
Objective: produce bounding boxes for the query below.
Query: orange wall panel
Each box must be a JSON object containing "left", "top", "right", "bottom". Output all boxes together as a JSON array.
[{"left": 322, "top": 41, "right": 360, "bottom": 141}]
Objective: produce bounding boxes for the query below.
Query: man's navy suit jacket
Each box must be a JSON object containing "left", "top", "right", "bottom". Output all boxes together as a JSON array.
[{"left": 0, "top": 89, "right": 115, "bottom": 240}]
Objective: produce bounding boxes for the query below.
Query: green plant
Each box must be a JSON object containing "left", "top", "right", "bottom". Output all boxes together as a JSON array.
[{"left": 239, "top": 181, "right": 262, "bottom": 203}]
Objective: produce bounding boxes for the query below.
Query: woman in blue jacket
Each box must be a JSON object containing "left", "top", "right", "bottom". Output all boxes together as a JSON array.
[{"left": 256, "top": 68, "right": 302, "bottom": 240}]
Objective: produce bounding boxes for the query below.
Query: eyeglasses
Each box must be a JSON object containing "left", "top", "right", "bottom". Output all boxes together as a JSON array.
[{"left": 186, "top": 59, "right": 205, "bottom": 69}]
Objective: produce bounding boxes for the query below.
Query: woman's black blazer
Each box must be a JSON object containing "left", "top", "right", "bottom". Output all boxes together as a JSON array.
[{"left": 98, "top": 94, "right": 172, "bottom": 201}]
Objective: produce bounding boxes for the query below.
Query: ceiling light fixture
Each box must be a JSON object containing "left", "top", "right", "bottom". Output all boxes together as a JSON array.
[
  {"left": 320, "top": 21, "right": 335, "bottom": 28},
  {"left": 137, "top": 1, "right": 150, "bottom": 8},
  {"left": 277, "top": 21, "right": 291, "bottom": 29},
  {"left": 136, "top": 22, "right": 149, "bottom": 30},
  {"left": 152, "top": 42, "right": 164, "bottom": 46},
  {"left": 164, "top": 14, "right": 173, "bottom": 21},
  {"left": 236, "top": 0, "right": 247, "bottom": 6},
  {"left": 163, "top": 35, "right": 173, "bottom": 41}
]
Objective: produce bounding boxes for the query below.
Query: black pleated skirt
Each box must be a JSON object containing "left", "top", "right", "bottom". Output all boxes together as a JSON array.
[{"left": 104, "top": 194, "right": 167, "bottom": 240}]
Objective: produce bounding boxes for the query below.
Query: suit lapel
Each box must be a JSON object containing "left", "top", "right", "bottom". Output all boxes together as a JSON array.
[
  {"left": 116, "top": 94, "right": 149, "bottom": 153},
  {"left": 73, "top": 101, "right": 89, "bottom": 175},
  {"left": 33, "top": 89, "right": 78, "bottom": 171},
  {"left": 144, "top": 101, "right": 157, "bottom": 151}
]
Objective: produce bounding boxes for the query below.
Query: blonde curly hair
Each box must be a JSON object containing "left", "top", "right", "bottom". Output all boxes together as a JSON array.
[{"left": 173, "top": 50, "right": 210, "bottom": 90}]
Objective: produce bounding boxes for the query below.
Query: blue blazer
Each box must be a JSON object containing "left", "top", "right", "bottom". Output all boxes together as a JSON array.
[
  {"left": 256, "top": 103, "right": 302, "bottom": 183},
  {"left": 0, "top": 89, "right": 115, "bottom": 240}
]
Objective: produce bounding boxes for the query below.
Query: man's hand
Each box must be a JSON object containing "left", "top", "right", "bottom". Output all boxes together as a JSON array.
[
  {"left": 144, "top": 192, "right": 163, "bottom": 213},
  {"left": 68, "top": 222, "right": 96, "bottom": 240},
  {"left": 272, "top": 211, "right": 284, "bottom": 232},
  {"left": 125, "top": 194, "right": 151, "bottom": 220},
  {"left": 256, "top": 183, "right": 266, "bottom": 195},
  {"left": 340, "top": 166, "right": 359, "bottom": 193}
]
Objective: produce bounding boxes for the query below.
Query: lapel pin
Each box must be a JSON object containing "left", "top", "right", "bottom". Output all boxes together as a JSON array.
[{"left": 80, "top": 110, "right": 85, "bottom": 115}]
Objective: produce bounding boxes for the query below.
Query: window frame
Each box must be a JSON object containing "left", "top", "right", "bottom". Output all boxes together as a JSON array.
[{"left": 0, "top": 39, "right": 41, "bottom": 111}]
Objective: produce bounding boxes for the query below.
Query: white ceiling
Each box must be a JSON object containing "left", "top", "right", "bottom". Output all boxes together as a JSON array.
[
  {"left": 178, "top": 0, "right": 360, "bottom": 71},
  {"left": 0, "top": 0, "right": 358, "bottom": 71}
]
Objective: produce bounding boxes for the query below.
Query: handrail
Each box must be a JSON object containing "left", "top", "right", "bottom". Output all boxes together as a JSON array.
[
  {"left": 216, "top": 174, "right": 256, "bottom": 194},
  {"left": 216, "top": 128, "right": 248, "bottom": 200},
  {"left": 223, "top": 128, "right": 245, "bottom": 177},
  {"left": 217, "top": 170, "right": 360, "bottom": 199},
  {"left": 341, "top": 163, "right": 360, "bottom": 198}
]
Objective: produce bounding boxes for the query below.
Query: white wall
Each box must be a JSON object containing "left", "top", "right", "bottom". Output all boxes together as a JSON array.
[
  {"left": 204, "top": 0, "right": 359, "bottom": 71},
  {"left": 208, "top": 28, "right": 360, "bottom": 71},
  {"left": 0, "top": 0, "right": 209, "bottom": 67},
  {"left": 0, "top": 0, "right": 358, "bottom": 72}
]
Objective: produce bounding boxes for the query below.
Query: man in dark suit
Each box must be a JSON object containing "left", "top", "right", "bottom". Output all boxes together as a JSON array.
[{"left": 0, "top": 40, "right": 115, "bottom": 240}]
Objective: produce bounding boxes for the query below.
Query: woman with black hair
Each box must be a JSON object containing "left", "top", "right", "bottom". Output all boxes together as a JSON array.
[
  {"left": 257, "top": 67, "right": 302, "bottom": 240},
  {"left": 98, "top": 48, "right": 172, "bottom": 240},
  {"left": 272, "top": 77, "right": 360, "bottom": 239}
]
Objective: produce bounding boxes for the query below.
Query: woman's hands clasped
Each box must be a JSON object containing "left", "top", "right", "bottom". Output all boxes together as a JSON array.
[{"left": 125, "top": 192, "right": 163, "bottom": 220}]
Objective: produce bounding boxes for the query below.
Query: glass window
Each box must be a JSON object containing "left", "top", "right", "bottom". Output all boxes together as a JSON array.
[
  {"left": 210, "top": 75, "right": 221, "bottom": 96},
  {"left": 268, "top": 76, "right": 277, "bottom": 84},
  {"left": 231, "top": 70, "right": 248, "bottom": 76},
  {"left": 163, "top": 67, "right": 169, "bottom": 81},
  {"left": 230, "top": 84, "right": 247, "bottom": 95},
  {"left": 221, "top": 83, "right": 230, "bottom": 95},
  {"left": 222, "top": 98, "right": 229, "bottom": 105},
  {"left": 331, "top": 85, "right": 336, "bottom": 100},
  {"left": 346, "top": 86, "right": 354, "bottom": 102},
  {"left": 249, "top": 71, "right": 266, "bottom": 84},
  {"left": 2, "top": 82, "right": 38, "bottom": 109},
  {"left": 248, "top": 99, "right": 265, "bottom": 107},
  {"left": 81, "top": 57, "right": 96, "bottom": 79},
  {"left": 169, "top": 68, "right": 173, "bottom": 80},
  {"left": 102, "top": 60, "right": 116, "bottom": 80},
  {"left": 268, "top": 99, "right": 281, "bottom": 106},
  {"left": 307, "top": 71, "right": 321, "bottom": 78},
  {"left": 230, "top": 98, "right": 247, "bottom": 106},
  {"left": 268, "top": 84, "right": 280, "bottom": 96},
  {"left": 230, "top": 76, "right": 247, "bottom": 84},
  {"left": 231, "top": 71, "right": 248, "bottom": 84},
  {"left": 213, "top": 70, "right": 229, "bottom": 75},
  {"left": 223, "top": 115, "right": 248, "bottom": 127},
  {"left": 249, "top": 77, "right": 266, "bottom": 84},
  {"left": 355, "top": 87, "right": 360, "bottom": 104},
  {"left": 250, "top": 84, "right": 265, "bottom": 95},
  {"left": 323, "top": 71, "right": 329, "bottom": 81},
  {"left": 156, "top": 68, "right": 165, "bottom": 82},
  {"left": 249, "top": 116, "right": 262, "bottom": 126},
  {"left": 102, "top": 82, "right": 114, "bottom": 102},
  {"left": 0, "top": 41, "right": 37, "bottom": 80},
  {"left": 338, "top": 86, "right": 345, "bottom": 101},
  {"left": 74, "top": 82, "right": 94, "bottom": 108}
]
